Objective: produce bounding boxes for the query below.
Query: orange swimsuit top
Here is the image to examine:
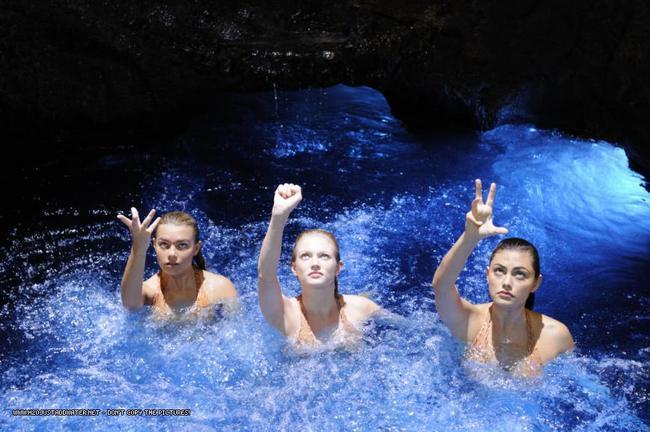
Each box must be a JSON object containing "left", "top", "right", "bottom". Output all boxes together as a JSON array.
[
  {"left": 152, "top": 268, "right": 208, "bottom": 314},
  {"left": 466, "top": 304, "right": 542, "bottom": 376},
  {"left": 294, "top": 294, "right": 357, "bottom": 346}
]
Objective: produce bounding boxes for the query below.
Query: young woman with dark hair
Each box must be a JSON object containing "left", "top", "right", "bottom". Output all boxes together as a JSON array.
[{"left": 432, "top": 180, "right": 574, "bottom": 376}]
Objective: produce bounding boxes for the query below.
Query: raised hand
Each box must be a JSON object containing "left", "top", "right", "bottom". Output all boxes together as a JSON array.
[
  {"left": 465, "top": 179, "right": 508, "bottom": 240},
  {"left": 117, "top": 207, "right": 161, "bottom": 253},
  {"left": 272, "top": 183, "right": 302, "bottom": 219}
]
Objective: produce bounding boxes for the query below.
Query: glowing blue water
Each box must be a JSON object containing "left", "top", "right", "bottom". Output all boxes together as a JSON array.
[{"left": 1, "top": 85, "right": 649, "bottom": 431}]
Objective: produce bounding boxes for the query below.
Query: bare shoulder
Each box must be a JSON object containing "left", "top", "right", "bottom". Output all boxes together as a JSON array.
[
  {"left": 142, "top": 274, "right": 161, "bottom": 303},
  {"left": 471, "top": 302, "right": 491, "bottom": 316},
  {"left": 465, "top": 302, "right": 491, "bottom": 341},
  {"left": 342, "top": 294, "right": 381, "bottom": 322},
  {"left": 202, "top": 271, "right": 238, "bottom": 301},
  {"left": 537, "top": 312, "right": 575, "bottom": 355}
]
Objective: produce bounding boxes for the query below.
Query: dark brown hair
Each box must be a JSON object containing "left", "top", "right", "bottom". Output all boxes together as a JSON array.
[
  {"left": 153, "top": 211, "right": 206, "bottom": 270},
  {"left": 489, "top": 237, "right": 539, "bottom": 310}
]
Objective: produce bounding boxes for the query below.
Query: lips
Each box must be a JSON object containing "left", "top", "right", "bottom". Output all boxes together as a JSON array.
[
  {"left": 308, "top": 272, "right": 323, "bottom": 277},
  {"left": 497, "top": 290, "right": 514, "bottom": 298}
]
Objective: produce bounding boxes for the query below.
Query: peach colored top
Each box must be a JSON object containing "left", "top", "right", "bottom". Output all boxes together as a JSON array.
[
  {"left": 295, "top": 294, "right": 357, "bottom": 346},
  {"left": 151, "top": 268, "right": 209, "bottom": 314},
  {"left": 466, "top": 304, "right": 542, "bottom": 376}
]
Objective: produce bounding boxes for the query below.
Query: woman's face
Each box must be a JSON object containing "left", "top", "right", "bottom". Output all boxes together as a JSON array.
[
  {"left": 153, "top": 224, "right": 201, "bottom": 276},
  {"left": 291, "top": 233, "right": 342, "bottom": 291},
  {"left": 487, "top": 249, "right": 541, "bottom": 308}
]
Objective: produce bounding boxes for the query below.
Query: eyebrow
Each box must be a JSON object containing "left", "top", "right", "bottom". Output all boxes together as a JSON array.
[{"left": 492, "top": 264, "right": 530, "bottom": 272}]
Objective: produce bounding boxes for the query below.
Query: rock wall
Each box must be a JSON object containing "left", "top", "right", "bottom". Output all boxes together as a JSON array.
[{"left": 1, "top": 1, "right": 648, "bottom": 175}]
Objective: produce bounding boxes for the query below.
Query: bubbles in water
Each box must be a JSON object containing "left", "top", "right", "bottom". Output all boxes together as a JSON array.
[{"left": 2, "top": 87, "right": 649, "bottom": 430}]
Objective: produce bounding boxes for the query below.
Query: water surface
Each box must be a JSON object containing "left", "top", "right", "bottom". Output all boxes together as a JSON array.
[{"left": 1, "top": 85, "right": 649, "bottom": 431}]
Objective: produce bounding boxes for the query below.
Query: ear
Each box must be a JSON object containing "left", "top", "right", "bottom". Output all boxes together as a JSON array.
[
  {"left": 291, "top": 261, "right": 297, "bottom": 276},
  {"left": 336, "top": 260, "right": 344, "bottom": 276},
  {"left": 193, "top": 240, "right": 202, "bottom": 256},
  {"left": 531, "top": 274, "right": 543, "bottom": 293},
  {"left": 486, "top": 266, "right": 490, "bottom": 280}
]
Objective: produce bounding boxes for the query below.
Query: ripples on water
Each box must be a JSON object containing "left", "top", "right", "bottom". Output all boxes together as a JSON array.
[{"left": 1, "top": 85, "right": 649, "bottom": 431}]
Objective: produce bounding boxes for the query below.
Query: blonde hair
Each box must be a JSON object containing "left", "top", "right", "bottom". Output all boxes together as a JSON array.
[
  {"left": 291, "top": 229, "right": 341, "bottom": 297},
  {"left": 153, "top": 211, "right": 206, "bottom": 270}
]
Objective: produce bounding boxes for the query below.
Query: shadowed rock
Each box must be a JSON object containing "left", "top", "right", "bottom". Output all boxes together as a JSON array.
[{"left": 1, "top": 1, "right": 648, "bottom": 177}]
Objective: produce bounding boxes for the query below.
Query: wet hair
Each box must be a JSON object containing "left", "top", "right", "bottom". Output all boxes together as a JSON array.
[
  {"left": 291, "top": 229, "right": 341, "bottom": 298},
  {"left": 153, "top": 211, "right": 206, "bottom": 270},
  {"left": 489, "top": 237, "right": 539, "bottom": 310}
]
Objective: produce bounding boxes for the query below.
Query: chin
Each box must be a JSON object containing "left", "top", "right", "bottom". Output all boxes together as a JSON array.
[
  {"left": 492, "top": 297, "right": 523, "bottom": 309},
  {"left": 302, "top": 279, "right": 334, "bottom": 289},
  {"left": 162, "top": 265, "right": 191, "bottom": 276}
]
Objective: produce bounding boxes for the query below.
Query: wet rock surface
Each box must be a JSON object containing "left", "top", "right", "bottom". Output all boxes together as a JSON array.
[{"left": 1, "top": 1, "right": 648, "bottom": 176}]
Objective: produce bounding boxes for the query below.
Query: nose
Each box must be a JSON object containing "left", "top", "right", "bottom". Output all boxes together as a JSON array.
[
  {"left": 502, "top": 274, "right": 512, "bottom": 289},
  {"left": 309, "top": 256, "right": 321, "bottom": 269}
]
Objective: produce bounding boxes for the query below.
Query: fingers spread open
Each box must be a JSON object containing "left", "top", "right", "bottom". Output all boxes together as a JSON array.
[
  {"left": 132, "top": 207, "right": 142, "bottom": 224},
  {"left": 471, "top": 197, "right": 481, "bottom": 214},
  {"left": 141, "top": 209, "right": 156, "bottom": 227},
  {"left": 147, "top": 217, "right": 162, "bottom": 234},
  {"left": 117, "top": 214, "right": 132, "bottom": 227},
  {"left": 130, "top": 208, "right": 142, "bottom": 230},
  {"left": 486, "top": 182, "right": 497, "bottom": 207},
  {"left": 466, "top": 212, "right": 483, "bottom": 227},
  {"left": 475, "top": 179, "right": 483, "bottom": 202},
  {"left": 494, "top": 226, "right": 509, "bottom": 235}
]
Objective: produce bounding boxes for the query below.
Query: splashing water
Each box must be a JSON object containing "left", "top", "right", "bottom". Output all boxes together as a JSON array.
[{"left": 1, "top": 85, "right": 649, "bottom": 431}]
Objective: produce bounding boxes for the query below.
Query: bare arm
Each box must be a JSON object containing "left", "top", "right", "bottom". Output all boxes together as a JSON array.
[
  {"left": 257, "top": 184, "right": 302, "bottom": 334},
  {"left": 117, "top": 208, "right": 160, "bottom": 311},
  {"left": 432, "top": 180, "right": 508, "bottom": 340},
  {"left": 432, "top": 233, "right": 481, "bottom": 339}
]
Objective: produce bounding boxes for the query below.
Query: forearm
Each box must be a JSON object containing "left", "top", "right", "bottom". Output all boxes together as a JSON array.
[
  {"left": 257, "top": 215, "right": 288, "bottom": 279},
  {"left": 120, "top": 248, "right": 147, "bottom": 310},
  {"left": 432, "top": 232, "right": 480, "bottom": 295},
  {"left": 257, "top": 215, "right": 291, "bottom": 330}
]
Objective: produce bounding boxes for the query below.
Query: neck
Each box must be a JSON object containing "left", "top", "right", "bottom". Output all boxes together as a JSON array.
[
  {"left": 301, "top": 284, "right": 339, "bottom": 319},
  {"left": 160, "top": 267, "right": 197, "bottom": 293},
  {"left": 490, "top": 303, "right": 527, "bottom": 333}
]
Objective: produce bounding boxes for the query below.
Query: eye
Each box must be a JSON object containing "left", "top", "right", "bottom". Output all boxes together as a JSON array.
[
  {"left": 177, "top": 243, "right": 190, "bottom": 250},
  {"left": 493, "top": 267, "right": 505, "bottom": 275},
  {"left": 158, "top": 241, "right": 170, "bottom": 249},
  {"left": 319, "top": 253, "right": 331, "bottom": 260},
  {"left": 514, "top": 271, "right": 527, "bottom": 279},
  {"left": 300, "top": 253, "right": 310, "bottom": 260}
]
